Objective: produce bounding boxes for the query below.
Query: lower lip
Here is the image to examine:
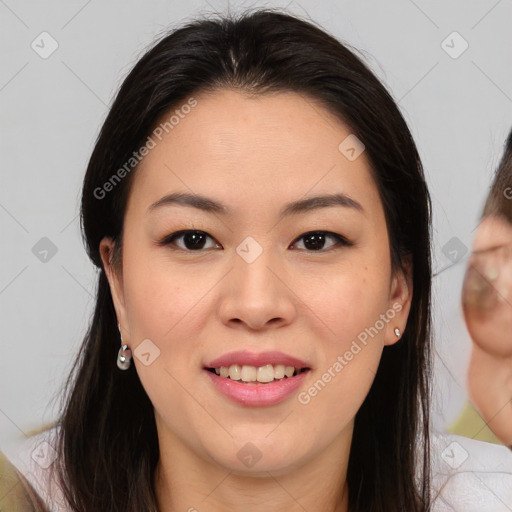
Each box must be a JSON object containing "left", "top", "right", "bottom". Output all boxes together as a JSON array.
[{"left": 204, "top": 369, "right": 310, "bottom": 407}]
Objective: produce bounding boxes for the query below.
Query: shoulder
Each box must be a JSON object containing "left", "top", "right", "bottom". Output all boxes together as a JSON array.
[
  {"left": 1, "top": 424, "right": 69, "bottom": 512},
  {"left": 0, "top": 448, "right": 47, "bottom": 511},
  {"left": 430, "top": 430, "right": 512, "bottom": 511}
]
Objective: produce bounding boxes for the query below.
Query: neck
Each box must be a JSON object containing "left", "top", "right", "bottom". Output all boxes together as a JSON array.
[{"left": 153, "top": 423, "right": 352, "bottom": 512}]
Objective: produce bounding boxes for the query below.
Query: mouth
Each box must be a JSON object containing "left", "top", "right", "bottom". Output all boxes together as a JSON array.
[
  {"left": 203, "top": 350, "right": 312, "bottom": 405},
  {"left": 204, "top": 364, "right": 311, "bottom": 384},
  {"left": 203, "top": 363, "right": 311, "bottom": 407}
]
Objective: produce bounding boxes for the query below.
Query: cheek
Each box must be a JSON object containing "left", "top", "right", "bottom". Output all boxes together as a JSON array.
[
  {"left": 300, "top": 260, "right": 391, "bottom": 343},
  {"left": 301, "top": 261, "right": 391, "bottom": 401},
  {"left": 121, "top": 248, "right": 204, "bottom": 414},
  {"left": 123, "top": 244, "right": 203, "bottom": 341}
]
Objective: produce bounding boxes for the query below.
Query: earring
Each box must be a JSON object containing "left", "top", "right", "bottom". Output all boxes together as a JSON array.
[
  {"left": 394, "top": 327, "right": 401, "bottom": 338},
  {"left": 117, "top": 324, "right": 132, "bottom": 370}
]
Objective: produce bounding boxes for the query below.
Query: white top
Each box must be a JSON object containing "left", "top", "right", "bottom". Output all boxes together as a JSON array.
[
  {"left": 428, "top": 430, "right": 512, "bottom": 511},
  {"left": 4, "top": 426, "right": 512, "bottom": 511}
]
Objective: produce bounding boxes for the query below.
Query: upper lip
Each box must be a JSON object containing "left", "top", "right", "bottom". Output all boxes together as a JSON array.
[{"left": 205, "top": 350, "right": 311, "bottom": 369}]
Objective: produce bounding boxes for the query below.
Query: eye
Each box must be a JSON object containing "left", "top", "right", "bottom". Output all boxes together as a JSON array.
[
  {"left": 157, "top": 230, "right": 219, "bottom": 251},
  {"left": 157, "top": 229, "right": 352, "bottom": 252},
  {"left": 290, "top": 231, "right": 352, "bottom": 252}
]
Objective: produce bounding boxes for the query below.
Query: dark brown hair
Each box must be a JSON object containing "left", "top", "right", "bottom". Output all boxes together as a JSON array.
[
  {"left": 482, "top": 128, "right": 512, "bottom": 221},
  {"left": 43, "top": 8, "right": 433, "bottom": 511}
]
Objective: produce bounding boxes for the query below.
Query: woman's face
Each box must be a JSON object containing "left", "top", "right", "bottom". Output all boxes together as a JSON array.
[
  {"left": 101, "top": 89, "right": 411, "bottom": 475},
  {"left": 462, "top": 214, "right": 512, "bottom": 357}
]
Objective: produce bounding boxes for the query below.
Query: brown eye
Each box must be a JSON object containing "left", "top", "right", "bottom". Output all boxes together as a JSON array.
[
  {"left": 158, "top": 230, "right": 219, "bottom": 251},
  {"left": 291, "top": 231, "right": 352, "bottom": 252},
  {"left": 158, "top": 229, "right": 352, "bottom": 253}
]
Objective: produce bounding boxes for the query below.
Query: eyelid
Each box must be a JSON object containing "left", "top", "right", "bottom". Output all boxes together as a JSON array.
[
  {"left": 156, "top": 229, "right": 219, "bottom": 249},
  {"left": 157, "top": 229, "right": 353, "bottom": 252},
  {"left": 290, "top": 231, "right": 353, "bottom": 251}
]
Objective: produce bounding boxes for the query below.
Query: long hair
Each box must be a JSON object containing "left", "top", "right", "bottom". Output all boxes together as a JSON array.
[{"left": 44, "top": 8, "right": 433, "bottom": 511}]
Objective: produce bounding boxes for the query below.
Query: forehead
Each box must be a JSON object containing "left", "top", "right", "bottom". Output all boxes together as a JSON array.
[{"left": 127, "top": 88, "right": 382, "bottom": 221}]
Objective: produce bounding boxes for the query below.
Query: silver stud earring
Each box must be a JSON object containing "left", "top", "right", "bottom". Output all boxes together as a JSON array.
[
  {"left": 117, "top": 324, "right": 132, "bottom": 370},
  {"left": 394, "top": 327, "right": 401, "bottom": 338}
]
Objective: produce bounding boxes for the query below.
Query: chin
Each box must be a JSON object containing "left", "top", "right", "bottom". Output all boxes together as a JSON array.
[
  {"left": 220, "top": 454, "right": 304, "bottom": 477},
  {"left": 204, "top": 438, "right": 309, "bottom": 476}
]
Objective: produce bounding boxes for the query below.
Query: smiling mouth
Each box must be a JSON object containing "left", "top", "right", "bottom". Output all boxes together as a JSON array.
[{"left": 205, "top": 364, "right": 310, "bottom": 384}]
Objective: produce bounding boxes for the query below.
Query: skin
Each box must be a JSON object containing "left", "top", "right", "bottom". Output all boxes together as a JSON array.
[
  {"left": 100, "top": 89, "right": 412, "bottom": 512},
  {"left": 463, "top": 215, "right": 512, "bottom": 446}
]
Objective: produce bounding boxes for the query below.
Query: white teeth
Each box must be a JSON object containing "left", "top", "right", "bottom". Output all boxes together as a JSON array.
[
  {"left": 228, "top": 364, "right": 241, "bottom": 380},
  {"left": 212, "top": 364, "right": 304, "bottom": 383},
  {"left": 274, "top": 364, "right": 285, "bottom": 379},
  {"left": 240, "top": 365, "right": 257, "bottom": 382},
  {"left": 257, "top": 364, "right": 274, "bottom": 383},
  {"left": 284, "top": 366, "right": 294, "bottom": 377}
]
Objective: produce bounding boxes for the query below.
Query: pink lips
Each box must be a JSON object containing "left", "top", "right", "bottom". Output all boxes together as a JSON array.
[
  {"left": 203, "top": 350, "right": 312, "bottom": 407},
  {"left": 205, "top": 350, "right": 311, "bottom": 370},
  {"left": 204, "top": 369, "right": 309, "bottom": 407}
]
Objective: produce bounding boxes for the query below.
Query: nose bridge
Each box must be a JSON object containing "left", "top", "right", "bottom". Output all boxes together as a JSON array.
[
  {"left": 218, "top": 235, "right": 294, "bottom": 328},
  {"left": 233, "top": 234, "right": 280, "bottom": 296}
]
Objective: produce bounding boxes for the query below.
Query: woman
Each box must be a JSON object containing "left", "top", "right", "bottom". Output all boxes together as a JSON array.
[
  {"left": 1, "top": 8, "right": 434, "bottom": 511},
  {"left": 461, "top": 127, "right": 512, "bottom": 449}
]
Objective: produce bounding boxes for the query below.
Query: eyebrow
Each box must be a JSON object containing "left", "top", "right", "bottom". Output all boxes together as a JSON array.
[{"left": 147, "top": 191, "right": 364, "bottom": 218}]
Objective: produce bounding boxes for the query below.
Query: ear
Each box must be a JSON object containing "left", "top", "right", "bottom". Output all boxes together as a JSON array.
[
  {"left": 99, "top": 236, "right": 129, "bottom": 339},
  {"left": 383, "top": 255, "right": 413, "bottom": 347}
]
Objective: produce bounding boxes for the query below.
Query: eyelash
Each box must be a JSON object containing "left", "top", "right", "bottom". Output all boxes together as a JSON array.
[{"left": 156, "top": 229, "right": 353, "bottom": 253}]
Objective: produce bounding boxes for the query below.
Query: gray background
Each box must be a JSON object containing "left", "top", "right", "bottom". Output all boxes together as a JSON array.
[{"left": 1, "top": 0, "right": 511, "bottom": 453}]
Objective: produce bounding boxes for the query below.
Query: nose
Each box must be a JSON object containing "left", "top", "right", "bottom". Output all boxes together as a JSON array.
[{"left": 217, "top": 245, "right": 297, "bottom": 331}]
